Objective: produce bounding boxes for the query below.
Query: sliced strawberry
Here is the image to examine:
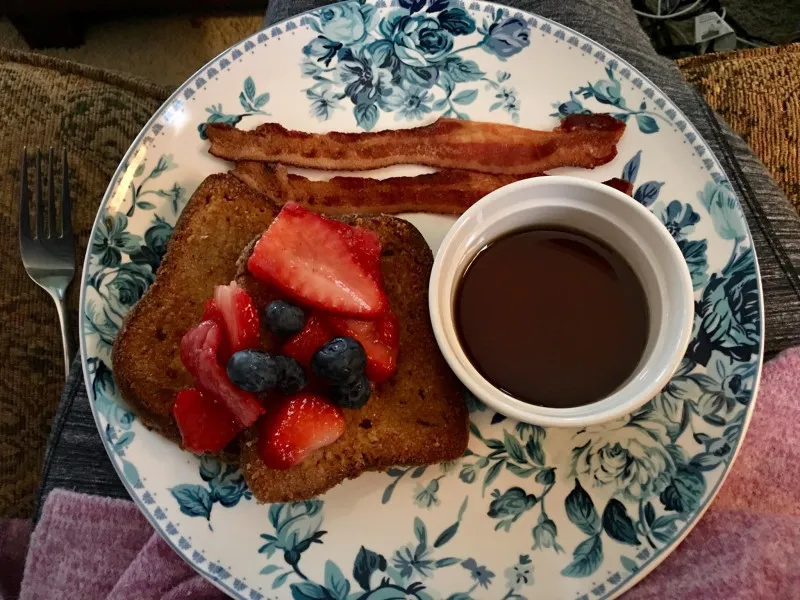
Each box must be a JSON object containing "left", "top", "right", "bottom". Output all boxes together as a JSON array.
[
  {"left": 201, "top": 299, "right": 230, "bottom": 362},
  {"left": 256, "top": 393, "right": 345, "bottom": 470},
  {"left": 201, "top": 298, "right": 225, "bottom": 327},
  {"left": 180, "top": 320, "right": 265, "bottom": 428},
  {"left": 281, "top": 312, "right": 334, "bottom": 369},
  {"left": 327, "top": 309, "right": 399, "bottom": 383},
  {"left": 173, "top": 388, "right": 239, "bottom": 454},
  {"left": 214, "top": 281, "right": 261, "bottom": 354},
  {"left": 331, "top": 220, "right": 383, "bottom": 284},
  {"left": 247, "top": 203, "right": 387, "bottom": 318}
]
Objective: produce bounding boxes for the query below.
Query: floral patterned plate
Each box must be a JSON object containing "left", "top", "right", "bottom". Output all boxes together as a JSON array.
[{"left": 80, "top": 2, "right": 763, "bottom": 599}]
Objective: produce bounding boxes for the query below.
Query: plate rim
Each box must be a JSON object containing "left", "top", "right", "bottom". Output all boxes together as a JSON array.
[{"left": 78, "top": 2, "right": 766, "bottom": 598}]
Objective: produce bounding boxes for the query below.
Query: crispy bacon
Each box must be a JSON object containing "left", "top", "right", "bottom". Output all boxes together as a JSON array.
[
  {"left": 601, "top": 177, "right": 634, "bottom": 196},
  {"left": 231, "top": 162, "right": 528, "bottom": 215},
  {"left": 232, "top": 162, "right": 634, "bottom": 215},
  {"left": 207, "top": 114, "right": 626, "bottom": 176}
]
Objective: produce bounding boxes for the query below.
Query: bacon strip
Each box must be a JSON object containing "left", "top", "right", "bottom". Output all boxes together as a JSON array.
[
  {"left": 207, "top": 114, "right": 626, "bottom": 176},
  {"left": 232, "top": 162, "right": 633, "bottom": 216},
  {"left": 231, "top": 162, "right": 528, "bottom": 215},
  {"left": 602, "top": 177, "right": 634, "bottom": 196}
]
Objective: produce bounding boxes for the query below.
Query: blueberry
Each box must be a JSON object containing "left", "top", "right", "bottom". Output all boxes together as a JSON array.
[
  {"left": 275, "top": 355, "right": 308, "bottom": 395},
  {"left": 265, "top": 300, "right": 306, "bottom": 336},
  {"left": 226, "top": 350, "right": 280, "bottom": 393},
  {"left": 311, "top": 337, "right": 367, "bottom": 384},
  {"left": 329, "top": 373, "right": 371, "bottom": 409}
]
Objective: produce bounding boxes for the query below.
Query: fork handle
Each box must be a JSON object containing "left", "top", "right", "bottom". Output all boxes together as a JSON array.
[{"left": 54, "top": 295, "right": 75, "bottom": 379}]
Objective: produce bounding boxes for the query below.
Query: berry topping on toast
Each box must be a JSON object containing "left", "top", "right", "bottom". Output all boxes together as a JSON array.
[
  {"left": 328, "top": 372, "right": 371, "bottom": 409},
  {"left": 332, "top": 218, "right": 382, "bottom": 283},
  {"left": 172, "top": 388, "right": 239, "bottom": 454},
  {"left": 226, "top": 350, "right": 281, "bottom": 393},
  {"left": 256, "top": 393, "right": 346, "bottom": 470},
  {"left": 274, "top": 356, "right": 308, "bottom": 395},
  {"left": 247, "top": 203, "right": 388, "bottom": 318},
  {"left": 180, "top": 320, "right": 265, "bottom": 428},
  {"left": 281, "top": 312, "right": 334, "bottom": 369},
  {"left": 264, "top": 300, "right": 306, "bottom": 337},
  {"left": 201, "top": 298, "right": 230, "bottom": 362},
  {"left": 328, "top": 309, "right": 399, "bottom": 383},
  {"left": 213, "top": 281, "right": 260, "bottom": 354},
  {"left": 310, "top": 336, "right": 367, "bottom": 384}
]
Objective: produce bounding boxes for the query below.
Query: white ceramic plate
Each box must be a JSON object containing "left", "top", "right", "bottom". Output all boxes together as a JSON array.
[{"left": 81, "top": 2, "right": 764, "bottom": 599}]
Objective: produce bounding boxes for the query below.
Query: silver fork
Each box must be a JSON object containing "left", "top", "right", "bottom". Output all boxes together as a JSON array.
[{"left": 19, "top": 149, "right": 76, "bottom": 379}]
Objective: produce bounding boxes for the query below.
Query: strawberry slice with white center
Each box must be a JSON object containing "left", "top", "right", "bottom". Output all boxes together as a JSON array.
[
  {"left": 327, "top": 308, "right": 399, "bottom": 383},
  {"left": 213, "top": 281, "right": 260, "bottom": 354},
  {"left": 247, "top": 203, "right": 387, "bottom": 318},
  {"left": 256, "top": 393, "right": 345, "bottom": 470},
  {"left": 180, "top": 320, "right": 265, "bottom": 428},
  {"left": 173, "top": 387, "right": 240, "bottom": 454}
]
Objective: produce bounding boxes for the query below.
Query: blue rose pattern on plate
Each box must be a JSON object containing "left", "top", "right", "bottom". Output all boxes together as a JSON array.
[
  {"left": 551, "top": 66, "right": 665, "bottom": 134},
  {"left": 91, "top": 358, "right": 141, "bottom": 486},
  {"left": 79, "top": 3, "right": 763, "bottom": 599},
  {"left": 84, "top": 153, "right": 184, "bottom": 358},
  {"left": 256, "top": 496, "right": 531, "bottom": 599},
  {"left": 301, "top": 1, "right": 528, "bottom": 128},
  {"left": 197, "top": 76, "right": 270, "bottom": 139},
  {"left": 170, "top": 457, "right": 252, "bottom": 529}
]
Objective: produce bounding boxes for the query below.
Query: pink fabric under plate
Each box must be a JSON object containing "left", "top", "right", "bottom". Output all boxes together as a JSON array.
[{"left": 2, "top": 347, "right": 799, "bottom": 599}]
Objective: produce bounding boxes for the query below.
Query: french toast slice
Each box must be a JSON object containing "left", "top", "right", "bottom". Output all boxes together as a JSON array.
[
  {"left": 112, "top": 174, "right": 281, "bottom": 440},
  {"left": 236, "top": 215, "right": 468, "bottom": 503},
  {"left": 112, "top": 173, "right": 468, "bottom": 500}
]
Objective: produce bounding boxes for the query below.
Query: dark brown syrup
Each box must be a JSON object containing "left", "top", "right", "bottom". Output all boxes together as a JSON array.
[{"left": 455, "top": 228, "right": 649, "bottom": 408}]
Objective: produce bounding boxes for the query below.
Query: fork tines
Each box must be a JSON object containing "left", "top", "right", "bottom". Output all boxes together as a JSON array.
[{"left": 19, "top": 148, "right": 72, "bottom": 241}]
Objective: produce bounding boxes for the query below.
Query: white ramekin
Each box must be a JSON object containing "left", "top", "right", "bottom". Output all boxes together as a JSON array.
[{"left": 429, "top": 176, "right": 694, "bottom": 427}]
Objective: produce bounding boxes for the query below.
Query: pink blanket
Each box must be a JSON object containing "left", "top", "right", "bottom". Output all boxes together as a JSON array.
[{"left": 2, "top": 347, "right": 799, "bottom": 599}]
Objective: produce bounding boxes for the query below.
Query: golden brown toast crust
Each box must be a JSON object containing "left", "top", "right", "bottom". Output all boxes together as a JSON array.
[
  {"left": 112, "top": 174, "right": 280, "bottom": 439},
  {"left": 237, "top": 216, "right": 468, "bottom": 503},
  {"left": 112, "top": 173, "right": 468, "bottom": 499}
]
